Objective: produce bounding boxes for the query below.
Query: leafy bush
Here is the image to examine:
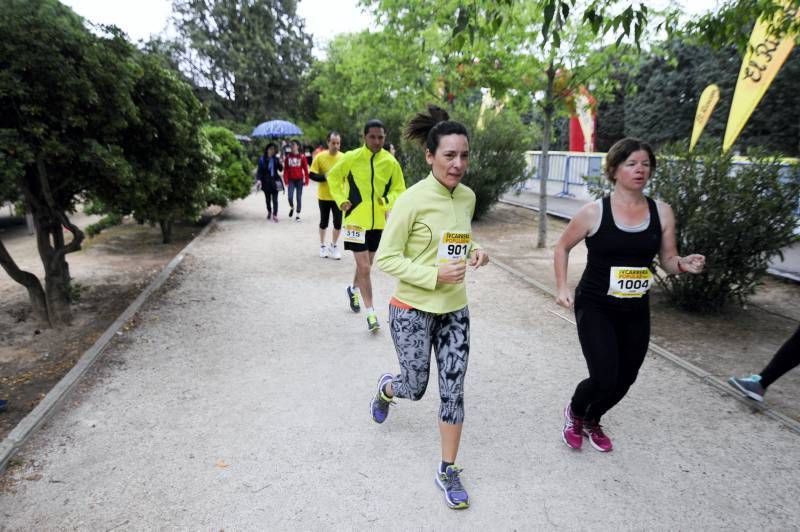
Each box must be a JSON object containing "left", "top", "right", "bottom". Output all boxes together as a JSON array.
[
  {"left": 650, "top": 144, "right": 800, "bottom": 312},
  {"left": 85, "top": 213, "right": 122, "bottom": 237},
  {"left": 397, "top": 106, "right": 530, "bottom": 220},
  {"left": 202, "top": 125, "right": 253, "bottom": 207}
]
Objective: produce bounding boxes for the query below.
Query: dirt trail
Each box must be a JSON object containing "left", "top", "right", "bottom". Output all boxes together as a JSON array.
[{"left": 0, "top": 215, "right": 201, "bottom": 440}]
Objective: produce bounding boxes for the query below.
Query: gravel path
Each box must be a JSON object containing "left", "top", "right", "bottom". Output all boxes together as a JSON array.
[{"left": 1, "top": 193, "right": 798, "bottom": 529}]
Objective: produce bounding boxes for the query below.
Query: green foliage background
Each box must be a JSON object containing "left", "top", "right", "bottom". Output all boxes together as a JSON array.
[
  {"left": 651, "top": 145, "right": 800, "bottom": 312},
  {"left": 398, "top": 106, "right": 531, "bottom": 220},
  {"left": 202, "top": 126, "right": 253, "bottom": 207}
]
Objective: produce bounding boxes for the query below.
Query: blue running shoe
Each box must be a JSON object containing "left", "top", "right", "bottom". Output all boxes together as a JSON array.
[
  {"left": 0, "top": 399, "right": 7, "bottom": 413},
  {"left": 728, "top": 374, "right": 765, "bottom": 402},
  {"left": 370, "top": 373, "right": 394, "bottom": 423},
  {"left": 435, "top": 465, "right": 470, "bottom": 509}
]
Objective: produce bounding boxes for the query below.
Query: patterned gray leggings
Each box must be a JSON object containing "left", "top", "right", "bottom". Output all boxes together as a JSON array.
[{"left": 388, "top": 304, "right": 470, "bottom": 424}]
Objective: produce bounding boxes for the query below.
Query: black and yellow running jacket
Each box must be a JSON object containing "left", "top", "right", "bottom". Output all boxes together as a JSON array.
[{"left": 326, "top": 146, "right": 406, "bottom": 231}]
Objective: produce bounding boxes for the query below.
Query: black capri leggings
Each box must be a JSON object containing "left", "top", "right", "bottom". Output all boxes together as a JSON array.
[
  {"left": 318, "top": 199, "right": 342, "bottom": 230},
  {"left": 570, "top": 295, "right": 650, "bottom": 422},
  {"left": 760, "top": 325, "right": 800, "bottom": 388}
]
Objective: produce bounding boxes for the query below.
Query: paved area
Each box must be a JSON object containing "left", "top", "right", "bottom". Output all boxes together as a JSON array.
[{"left": 1, "top": 192, "right": 798, "bottom": 529}]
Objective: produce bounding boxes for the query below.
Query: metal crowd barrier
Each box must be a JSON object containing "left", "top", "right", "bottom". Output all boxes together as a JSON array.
[{"left": 521, "top": 150, "right": 799, "bottom": 217}]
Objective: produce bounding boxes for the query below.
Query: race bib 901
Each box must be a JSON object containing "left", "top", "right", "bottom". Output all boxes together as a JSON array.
[
  {"left": 437, "top": 231, "right": 471, "bottom": 263},
  {"left": 608, "top": 266, "right": 653, "bottom": 298},
  {"left": 343, "top": 224, "right": 365, "bottom": 244}
]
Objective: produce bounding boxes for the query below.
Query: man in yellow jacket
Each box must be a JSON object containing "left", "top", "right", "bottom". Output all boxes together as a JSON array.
[{"left": 327, "top": 119, "right": 406, "bottom": 332}]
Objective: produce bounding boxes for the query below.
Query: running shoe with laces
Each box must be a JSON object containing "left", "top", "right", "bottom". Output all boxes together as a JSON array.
[
  {"left": 583, "top": 420, "right": 613, "bottom": 452},
  {"left": 370, "top": 373, "right": 394, "bottom": 423},
  {"left": 435, "top": 465, "right": 470, "bottom": 509},
  {"left": 319, "top": 244, "right": 329, "bottom": 258},
  {"left": 562, "top": 402, "right": 584, "bottom": 450},
  {"left": 330, "top": 244, "right": 342, "bottom": 260},
  {"left": 728, "top": 374, "right": 765, "bottom": 402},
  {"left": 366, "top": 311, "right": 380, "bottom": 332},
  {"left": 346, "top": 286, "right": 360, "bottom": 313}
]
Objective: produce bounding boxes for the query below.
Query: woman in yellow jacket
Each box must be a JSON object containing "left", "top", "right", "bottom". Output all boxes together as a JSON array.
[{"left": 370, "top": 106, "right": 489, "bottom": 510}]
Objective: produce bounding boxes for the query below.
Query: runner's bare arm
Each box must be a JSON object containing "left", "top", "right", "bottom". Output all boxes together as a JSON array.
[
  {"left": 657, "top": 201, "right": 705, "bottom": 275},
  {"left": 554, "top": 202, "right": 598, "bottom": 309}
]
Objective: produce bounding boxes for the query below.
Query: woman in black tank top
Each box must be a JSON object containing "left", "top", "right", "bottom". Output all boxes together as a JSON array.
[{"left": 553, "top": 138, "right": 705, "bottom": 453}]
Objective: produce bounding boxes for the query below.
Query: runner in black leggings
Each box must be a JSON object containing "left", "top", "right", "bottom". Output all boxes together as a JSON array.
[
  {"left": 554, "top": 137, "right": 705, "bottom": 452},
  {"left": 728, "top": 325, "right": 800, "bottom": 401}
]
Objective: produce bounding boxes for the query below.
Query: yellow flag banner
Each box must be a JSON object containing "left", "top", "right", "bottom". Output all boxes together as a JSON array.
[
  {"left": 690, "top": 84, "right": 720, "bottom": 151},
  {"left": 723, "top": 3, "right": 798, "bottom": 152}
]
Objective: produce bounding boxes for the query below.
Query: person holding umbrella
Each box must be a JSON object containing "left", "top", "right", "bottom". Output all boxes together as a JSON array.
[
  {"left": 255, "top": 142, "right": 283, "bottom": 222},
  {"left": 249, "top": 120, "right": 305, "bottom": 222}
]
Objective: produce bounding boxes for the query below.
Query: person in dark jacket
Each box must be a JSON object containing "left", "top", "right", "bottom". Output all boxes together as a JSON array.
[{"left": 257, "top": 143, "right": 284, "bottom": 222}]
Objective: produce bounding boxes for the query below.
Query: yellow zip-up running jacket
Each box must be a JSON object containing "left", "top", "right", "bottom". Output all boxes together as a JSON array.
[
  {"left": 327, "top": 146, "right": 406, "bottom": 231},
  {"left": 376, "top": 173, "right": 482, "bottom": 314}
]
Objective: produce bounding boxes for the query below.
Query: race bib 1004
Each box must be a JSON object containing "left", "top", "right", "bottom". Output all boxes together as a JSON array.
[
  {"left": 343, "top": 224, "right": 365, "bottom": 244},
  {"left": 608, "top": 266, "right": 653, "bottom": 298},
  {"left": 437, "top": 231, "right": 471, "bottom": 263}
]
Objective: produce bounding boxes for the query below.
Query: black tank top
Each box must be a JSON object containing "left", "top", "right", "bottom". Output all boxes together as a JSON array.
[{"left": 576, "top": 196, "right": 662, "bottom": 309}]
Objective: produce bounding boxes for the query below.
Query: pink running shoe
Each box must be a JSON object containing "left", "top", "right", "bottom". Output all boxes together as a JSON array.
[
  {"left": 562, "top": 403, "right": 583, "bottom": 450},
  {"left": 583, "top": 421, "right": 613, "bottom": 452}
]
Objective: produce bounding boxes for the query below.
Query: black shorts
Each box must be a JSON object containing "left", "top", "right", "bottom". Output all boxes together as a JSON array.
[
  {"left": 318, "top": 199, "right": 342, "bottom": 230},
  {"left": 344, "top": 229, "right": 382, "bottom": 252}
]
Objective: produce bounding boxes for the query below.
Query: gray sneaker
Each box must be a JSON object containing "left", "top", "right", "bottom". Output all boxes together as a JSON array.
[
  {"left": 728, "top": 374, "right": 765, "bottom": 402},
  {"left": 346, "top": 286, "right": 360, "bottom": 313}
]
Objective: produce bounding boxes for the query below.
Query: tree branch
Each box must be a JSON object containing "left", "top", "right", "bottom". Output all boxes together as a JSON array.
[
  {"left": 35, "top": 156, "right": 84, "bottom": 259},
  {"left": 0, "top": 237, "right": 51, "bottom": 326}
]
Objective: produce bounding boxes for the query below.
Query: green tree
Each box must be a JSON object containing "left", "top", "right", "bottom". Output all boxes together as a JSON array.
[
  {"left": 202, "top": 125, "right": 253, "bottom": 207},
  {"left": 308, "top": 30, "right": 437, "bottom": 149},
  {"left": 622, "top": 37, "right": 800, "bottom": 155},
  {"left": 651, "top": 144, "right": 800, "bottom": 311},
  {"left": 686, "top": 0, "right": 800, "bottom": 52},
  {"left": 109, "top": 52, "right": 215, "bottom": 244},
  {"left": 367, "top": 0, "right": 652, "bottom": 247},
  {"left": 399, "top": 106, "right": 531, "bottom": 219},
  {"left": 0, "top": 0, "right": 139, "bottom": 327},
  {"left": 171, "top": 0, "right": 314, "bottom": 124}
]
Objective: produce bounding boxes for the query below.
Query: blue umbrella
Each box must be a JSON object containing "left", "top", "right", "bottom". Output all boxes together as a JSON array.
[{"left": 251, "top": 119, "right": 303, "bottom": 138}]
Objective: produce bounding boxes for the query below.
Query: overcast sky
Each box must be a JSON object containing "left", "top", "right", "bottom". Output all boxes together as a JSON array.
[
  {"left": 60, "top": 0, "right": 374, "bottom": 56},
  {"left": 61, "top": 1, "right": 722, "bottom": 56}
]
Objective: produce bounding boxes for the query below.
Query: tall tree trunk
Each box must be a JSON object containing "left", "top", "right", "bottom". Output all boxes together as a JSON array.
[
  {"left": 159, "top": 218, "right": 173, "bottom": 244},
  {"left": 32, "top": 210, "right": 72, "bottom": 326},
  {"left": 27, "top": 157, "right": 85, "bottom": 327},
  {"left": 0, "top": 239, "right": 51, "bottom": 326},
  {"left": 537, "top": 61, "right": 556, "bottom": 249}
]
